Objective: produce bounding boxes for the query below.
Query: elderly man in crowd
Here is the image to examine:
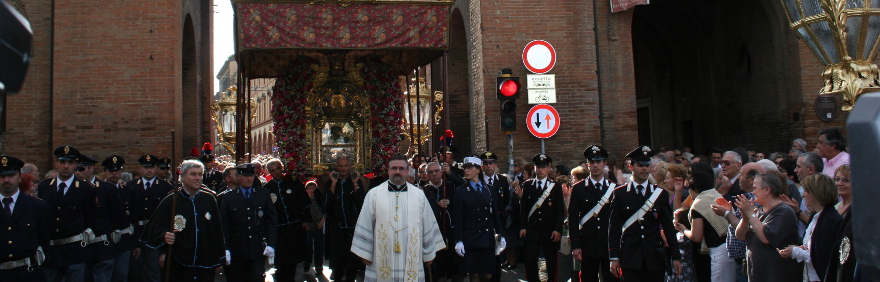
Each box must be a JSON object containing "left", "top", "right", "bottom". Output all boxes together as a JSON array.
[{"left": 817, "top": 128, "right": 849, "bottom": 179}]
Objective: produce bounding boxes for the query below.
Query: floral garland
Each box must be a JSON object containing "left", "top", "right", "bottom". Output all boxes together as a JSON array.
[
  {"left": 272, "top": 56, "right": 317, "bottom": 180},
  {"left": 358, "top": 55, "right": 403, "bottom": 176}
]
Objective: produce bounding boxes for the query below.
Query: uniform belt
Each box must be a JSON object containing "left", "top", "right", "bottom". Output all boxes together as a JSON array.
[
  {"left": 138, "top": 220, "right": 149, "bottom": 226},
  {"left": 49, "top": 228, "right": 95, "bottom": 247},
  {"left": 0, "top": 257, "right": 35, "bottom": 271},
  {"left": 92, "top": 234, "right": 111, "bottom": 246},
  {"left": 0, "top": 248, "right": 45, "bottom": 271},
  {"left": 111, "top": 225, "right": 135, "bottom": 244}
]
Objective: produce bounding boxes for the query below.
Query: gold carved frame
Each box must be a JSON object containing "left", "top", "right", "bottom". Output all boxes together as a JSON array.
[{"left": 306, "top": 54, "right": 372, "bottom": 175}]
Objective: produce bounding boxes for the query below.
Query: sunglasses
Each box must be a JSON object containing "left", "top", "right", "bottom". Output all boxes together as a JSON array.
[{"left": 76, "top": 166, "right": 87, "bottom": 172}]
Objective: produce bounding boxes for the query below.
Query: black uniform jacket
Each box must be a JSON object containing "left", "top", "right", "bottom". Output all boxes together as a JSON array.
[
  {"left": 111, "top": 181, "right": 137, "bottom": 253},
  {"left": 140, "top": 188, "right": 226, "bottom": 268},
  {"left": 422, "top": 180, "right": 456, "bottom": 242},
  {"left": 38, "top": 177, "right": 97, "bottom": 266},
  {"left": 569, "top": 178, "right": 616, "bottom": 258},
  {"left": 127, "top": 177, "right": 173, "bottom": 248},
  {"left": 519, "top": 178, "right": 565, "bottom": 244},
  {"left": 0, "top": 192, "right": 50, "bottom": 264},
  {"left": 220, "top": 187, "right": 278, "bottom": 261},
  {"left": 608, "top": 182, "right": 680, "bottom": 271},
  {"left": 486, "top": 174, "right": 510, "bottom": 216},
  {"left": 264, "top": 176, "right": 311, "bottom": 265},
  {"left": 89, "top": 177, "right": 128, "bottom": 261},
  {"left": 453, "top": 181, "right": 502, "bottom": 249},
  {"left": 323, "top": 176, "right": 365, "bottom": 230},
  {"left": 203, "top": 170, "right": 224, "bottom": 192}
]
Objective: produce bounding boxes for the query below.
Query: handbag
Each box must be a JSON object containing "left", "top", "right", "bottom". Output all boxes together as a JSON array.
[{"left": 559, "top": 224, "right": 572, "bottom": 255}]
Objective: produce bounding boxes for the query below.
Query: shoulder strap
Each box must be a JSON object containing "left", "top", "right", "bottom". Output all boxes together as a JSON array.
[
  {"left": 621, "top": 186, "right": 664, "bottom": 233},
  {"left": 528, "top": 182, "right": 555, "bottom": 219},
  {"left": 578, "top": 182, "right": 616, "bottom": 230}
]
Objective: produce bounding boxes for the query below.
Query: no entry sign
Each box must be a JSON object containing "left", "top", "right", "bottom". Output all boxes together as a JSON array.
[
  {"left": 526, "top": 104, "right": 560, "bottom": 138},
  {"left": 522, "top": 40, "right": 556, "bottom": 74}
]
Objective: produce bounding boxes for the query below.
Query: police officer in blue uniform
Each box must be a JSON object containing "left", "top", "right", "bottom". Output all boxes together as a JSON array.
[
  {"left": 157, "top": 157, "right": 178, "bottom": 188},
  {"left": 220, "top": 163, "right": 278, "bottom": 282},
  {"left": 101, "top": 155, "right": 135, "bottom": 282},
  {"left": 478, "top": 152, "right": 510, "bottom": 282},
  {"left": 128, "top": 154, "right": 173, "bottom": 282},
  {"left": 569, "top": 145, "right": 618, "bottom": 282},
  {"left": 38, "top": 146, "right": 99, "bottom": 282},
  {"left": 519, "top": 153, "right": 565, "bottom": 282},
  {"left": 199, "top": 155, "right": 223, "bottom": 192},
  {"left": 608, "top": 146, "right": 681, "bottom": 281},
  {"left": 453, "top": 156, "right": 505, "bottom": 281},
  {"left": 75, "top": 154, "right": 126, "bottom": 282},
  {"left": 263, "top": 159, "right": 311, "bottom": 281},
  {"left": 0, "top": 155, "right": 50, "bottom": 280}
]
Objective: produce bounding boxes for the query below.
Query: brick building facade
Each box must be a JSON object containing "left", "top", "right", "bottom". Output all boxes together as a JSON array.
[
  {"left": 6, "top": 0, "right": 214, "bottom": 175},
  {"left": 439, "top": 0, "right": 846, "bottom": 171}
]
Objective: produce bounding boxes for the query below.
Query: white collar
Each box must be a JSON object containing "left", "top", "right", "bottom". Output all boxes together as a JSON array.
[
  {"left": 629, "top": 179, "right": 650, "bottom": 192},
  {"left": 483, "top": 174, "right": 496, "bottom": 183},
  {"left": 56, "top": 176, "right": 74, "bottom": 188},
  {"left": 3, "top": 189, "right": 20, "bottom": 204},
  {"left": 144, "top": 177, "right": 157, "bottom": 185},
  {"left": 590, "top": 177, "right": 605, "bottom": 186}
]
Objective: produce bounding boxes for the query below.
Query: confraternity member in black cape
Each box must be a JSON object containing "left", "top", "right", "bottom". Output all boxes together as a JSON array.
[{"left": 139, "top": 159, "right": 226, "bottom": 281}]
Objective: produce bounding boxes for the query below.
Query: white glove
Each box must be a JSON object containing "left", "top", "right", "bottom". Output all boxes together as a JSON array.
[
  {"left": 496, "top": 237, "right": 507, "bottom": 255},
  {"left": 455, "top": 241, "right": 465, "bottom": 257},
  {"left": 225, "top": 250, "right": 231, "bottom": 265}
]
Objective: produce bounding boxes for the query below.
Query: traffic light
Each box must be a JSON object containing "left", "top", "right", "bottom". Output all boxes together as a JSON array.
[
  {"left": 496, "top": 69, "right": 520, "bottom": 100},
  {"left": 501, "top": 100, "right": 517, "bottom": 132}
]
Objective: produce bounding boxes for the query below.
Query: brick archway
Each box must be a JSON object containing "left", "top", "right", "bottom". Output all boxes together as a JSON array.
[{"left": 181, "top": 14, "right": 199, "bottom": 158}]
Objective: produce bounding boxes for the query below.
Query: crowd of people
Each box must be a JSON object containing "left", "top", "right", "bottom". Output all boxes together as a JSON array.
[{"left": 0, "top": 126, "right": 866, "bottom": 282}]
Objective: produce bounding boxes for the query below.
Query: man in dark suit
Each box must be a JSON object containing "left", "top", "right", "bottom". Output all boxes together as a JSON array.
[
  {"left": 719, "top": 150, "right": 743, "bottom": 202},
  {"left": 101, "top": 155, "right": 136, "bottom": 282},
  {"left": 199, "top": 155, "right": 223, "bottom": 192},
  {"left": 421, "top": 162, "right": 460, "bottom": 281},
  {"left": 263, "top": 159, "right": 310, "bottom": 281},
  {"left": 38, "top": 146, "right": 99, "bottom": 282},
  {"left": 0, "top": 156, "right": 50, "bottom": 280},
  {"left": 220, "top": 163, "right": 278, "bottom": 282},
  {"left": 519, "top": 153, "right": 565, "bottom": 282},
  {"left": 75, "top": 154, "right": 127, "bottom": 282},
  {"left": 570, "top": 145, "right": 618, "bottom": 282},
  {"left": 608, "top": 146, "right": 681, "bottom": 282},
  {"left": 127, "top": 154, "right": 173, "bottom": 282},
  {"left": 323, "top": 156, "right": 366, "bottom": 282}
]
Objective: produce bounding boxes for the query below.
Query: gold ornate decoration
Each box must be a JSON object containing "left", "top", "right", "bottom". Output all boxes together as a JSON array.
[
  {"left": 307, "top": 53, "right": 372, "bottom": 175},
  {"left": 433, "top": 90, "right": 444, "bottom": 125},
  {"left": 173, "top": 215, "right": 187, "bottom": 232},
  {"left": 780, "top": 0, "right": 880, "bottom": 111},
  {"left": 212, "top": 85, "right": 259, "bottom": 154}
]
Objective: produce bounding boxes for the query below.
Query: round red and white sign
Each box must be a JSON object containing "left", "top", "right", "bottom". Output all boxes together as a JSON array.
[
  {"left": 526, "top": 104, "right": 560, "bottom": 138},
  {"left": 522, "top": 40, "right": 556, "bottom": 74}
]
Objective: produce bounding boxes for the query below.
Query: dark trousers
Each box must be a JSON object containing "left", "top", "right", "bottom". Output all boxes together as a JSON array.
[
  {"left": 524, "top": 240, "right": 558, "bottom": 282},
  {"left": 129, "top": 248, "right": 160, "bottom": 282},
  {"left": 225, "top": 258, "right": 264, "bottom": 282},
  {"left": 579, "top": 257, "right": 618, "bottom": 282},
  {"left": 273, "top": 264, "right": 298, "bottom": 282},
  {"left": 166, "top": 260, "right": 215, "bottom": 282},
  {"left": 329, "top": 230, "right": 358, "bottom": 281},
  {"left": 304, "top": 230, "right": 324, "bottom": 270},
  {"left": 1, "top": 266, "right": 46, "bottom": 281},
  {"left": 621, "top": 267, "right": 665, "bottom": 282}
]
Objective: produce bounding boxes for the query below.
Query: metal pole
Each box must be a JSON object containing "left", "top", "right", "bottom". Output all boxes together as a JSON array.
[
  {"left": 507, "top": 133, "right": 514, "bottom": 180},
  {"left": 541, "top": 139, "right": 545, "bottom": 154}
]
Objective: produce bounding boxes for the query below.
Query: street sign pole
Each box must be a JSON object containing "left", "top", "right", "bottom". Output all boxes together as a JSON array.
[
  {"left": 508, "top": 133, "right": 515, "bottom": 179},
  {"left": 541, "top": 139, "right": 545, "bottom": 154}
]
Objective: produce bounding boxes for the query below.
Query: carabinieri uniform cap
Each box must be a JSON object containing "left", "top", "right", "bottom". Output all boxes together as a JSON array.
[
  {"left": 478, "top": 152, "right": 498, "bottom": 163},
  {"left": 0, "top": 156, "right": 24, "bottom": 176},
  {"left": 158, "top": 157, "right": 172, "bottom": 169},
  {"left": 138, "top": 154, "right": 158, "bottom": 167},
  {"left": 101, "top": 155, "right": 125, "bottom": 171},
  {"left": 583, "top": 145, "right": 609, "bottom": 161},
  {"left": 54, "top": 146, "right": 80, "bottom": 161},
  {"left": 532, "top": 153, "right": 553, "bottom": 167},
  {"left": 626, "top": 145, "right": 656, "bottom": 166}
]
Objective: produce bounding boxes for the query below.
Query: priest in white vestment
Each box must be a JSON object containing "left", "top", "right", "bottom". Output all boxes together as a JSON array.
[{"left": 351, "top": 155, "right": 446, "bottom": 281}]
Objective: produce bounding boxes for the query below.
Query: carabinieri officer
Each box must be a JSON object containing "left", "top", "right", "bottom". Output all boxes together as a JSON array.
[{"left": 608, "top": 146, "right": 681, "bottom": 281}]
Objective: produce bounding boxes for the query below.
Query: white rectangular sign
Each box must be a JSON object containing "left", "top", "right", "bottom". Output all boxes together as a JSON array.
[
  {"left": 528, "top": 89, "right": 557, "bottom": 104},
  {"left": 526, "top": 74, "right": 556, "bottom": 89}
]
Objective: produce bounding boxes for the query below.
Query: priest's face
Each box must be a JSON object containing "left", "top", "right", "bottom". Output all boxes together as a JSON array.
[{"left": 388, "top": 160, "right": 409, "bottom": 185}]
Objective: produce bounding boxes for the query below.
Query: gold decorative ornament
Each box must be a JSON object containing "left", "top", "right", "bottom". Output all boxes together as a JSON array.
[
  {"left": 780, "top": 0, "right": 880, "bottom": 111},
  {"left": 211, "top": 85, "right": 258, "bottom": 154},
  {"left": 1, "top": 157, "right": 6, "bottom": 166},
  {"left": 173, "top": 215, "right": 186, "bottom": 232}
]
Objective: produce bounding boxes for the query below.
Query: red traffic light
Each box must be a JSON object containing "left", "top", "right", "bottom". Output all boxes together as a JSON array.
[
  {"left": 499, "top": 79, "right": 519, "bottom": 97},
  {"left": 496, "top": 77, "right": 521, "bottom": 100}
]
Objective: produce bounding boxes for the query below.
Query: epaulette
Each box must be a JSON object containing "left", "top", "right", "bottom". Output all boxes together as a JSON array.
[
  {"left": 88, "top": 181, "right": 97, "bottom": 187},
  {"left": 39, "top": 178, "right": 54, "bottom": 185},
  {"left": 217, "top": 189, "right": 231, "bottom": 197},
  {"left": 24, "top": 194, "right": 43, "bottom": 201},
  {"left": 523, "top": 179, "right": 536, "bottom": 184},
  {"left": 613, "top": 183, "right": 628, "bottom": 190}
]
